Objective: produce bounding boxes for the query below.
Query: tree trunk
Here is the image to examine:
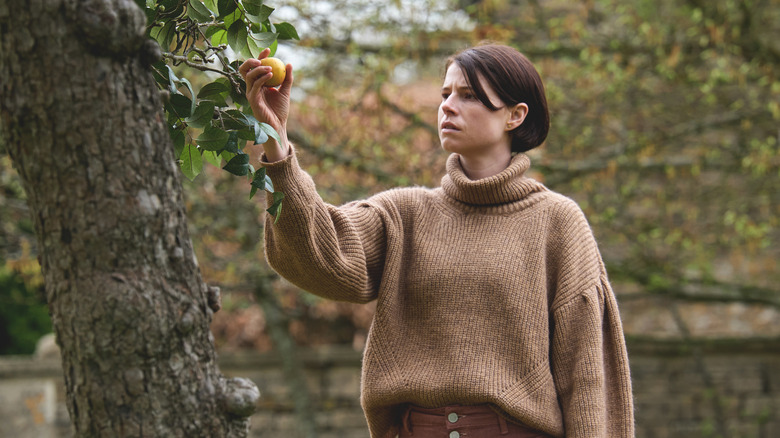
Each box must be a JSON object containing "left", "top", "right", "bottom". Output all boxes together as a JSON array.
[{"left": 0, "top": 0, "right": 259, "bottom": 436}]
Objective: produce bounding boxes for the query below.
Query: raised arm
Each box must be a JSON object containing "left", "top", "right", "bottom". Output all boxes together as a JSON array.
[
  {"left": 240, "top": 52, "right": 392, "bottom": 303},
  {"left": 260, "top": 151, "right": 390, "bottom": 303}
]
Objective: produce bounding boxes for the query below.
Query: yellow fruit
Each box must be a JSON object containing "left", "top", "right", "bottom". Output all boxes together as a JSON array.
[{"left": 260, "top": 57, "right": 286, "bottom": 87}]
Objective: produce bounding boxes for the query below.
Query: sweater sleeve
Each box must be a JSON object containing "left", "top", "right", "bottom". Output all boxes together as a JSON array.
[
  {"left": 260, "top": 149, "right": 389, "bottom": 303},
  {"left": 549, "top": 274, "right": 635, "bottom": 437}
]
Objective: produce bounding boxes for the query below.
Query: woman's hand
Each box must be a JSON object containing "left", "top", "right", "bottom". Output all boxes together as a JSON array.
[{"left": 238, "top": 48, "right": 293, "bottom": 162}]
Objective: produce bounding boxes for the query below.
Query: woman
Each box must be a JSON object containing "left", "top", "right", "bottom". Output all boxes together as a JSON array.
[{"left": 239, "top": 43, "right": 635, "bottom": 438}]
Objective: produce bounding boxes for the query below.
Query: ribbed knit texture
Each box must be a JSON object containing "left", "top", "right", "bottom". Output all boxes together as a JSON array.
[{"left": 262, "top": 149, "right": 635, "bottom": 438}]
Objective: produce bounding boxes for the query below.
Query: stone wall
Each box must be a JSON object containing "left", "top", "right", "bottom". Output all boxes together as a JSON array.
[
  {"left": 627, "top": 338, "right": 779, "bottom": 438},
  {"left": 1, "top": 339, "right": 778, "bottom": 437}
]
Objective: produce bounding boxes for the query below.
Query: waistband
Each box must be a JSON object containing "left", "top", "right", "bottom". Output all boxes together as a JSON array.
[{"left": 400, "top": 404, "right": 549, "bottom": 437}]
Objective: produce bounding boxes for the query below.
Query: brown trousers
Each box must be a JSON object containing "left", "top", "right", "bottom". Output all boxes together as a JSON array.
[{"left": 398, "top": 405, "right": 552, "bottom": 438}]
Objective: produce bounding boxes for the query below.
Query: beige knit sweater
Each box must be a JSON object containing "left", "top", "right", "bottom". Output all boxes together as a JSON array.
[{"left": 262, "top": 149, "right": 635, "bottom": 438}]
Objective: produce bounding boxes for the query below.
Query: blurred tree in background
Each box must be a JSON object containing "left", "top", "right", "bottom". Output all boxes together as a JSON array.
[
  {"left": 207, "top": 0, "right": 779, "bottom": 351},
  {"left": 1, "top": 2, "right": 777, "bottom": 437},
  {"left": 490, "top": 0, "right": 780, "bottom": 302},
  {"left": 2, "top": 0, "right": 778, "bottom": 354}
]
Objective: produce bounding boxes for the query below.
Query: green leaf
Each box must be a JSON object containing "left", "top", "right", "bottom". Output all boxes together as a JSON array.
[
  {"left": 275, "top": 22, "right": 300, "bottom": 40},
  {"left": 178, "top": 77, "right": 197, "bottom": 114},
  {"left": 198, "top": 80, "right": 230, "bottom": 96},
  {"left": 185, "top": 101, "right": 215, "bottom": 129},
  {"left": 244, "top": 0, "right": 269, "bottom": 16},
  {"left": 187, "top": 0, "right": 213, "bottom": 22},
  {"left": 159, "top": 0, "right": 182, "bottom": 15},
  {"left": 178, "top": 76, "right": 195, "bottom": 96},
  {"left": 170, "top": 127, "right": 186, "bottom": 158},
  {"left": 202, "top": 150, "right": 222, "bottom": 167},
  {"left": 258, "top": 122, "right": 281, "bottom": 144},
  {"left": 166, "top": 65, "right": 179, "bottom": 93},
  {"left": 198, "top": 81, "right": 230, "bottom": 106},
  {"left": 249, "top": 186, "right": 259, "bottom": 199},
  {"left": 251, "top": 167, "right": 266, "bottom": 186},
  {"left": 222, "top": 8, "right": 243, "bottom": 28},
  {"left": 151, "top": 61, "right": 169, "bottom": 88},
  {"left": 204, "top": 24, "right": 224, "bottom": 39},
  {"left": 197, "top": 125, "right": 230, "bottom": 151},
  {"left": 167, "top": 110, "right": 180, "bottom": 126},
  {"left": 253, "top": 121, "right": 268, "bottom": 144},
  {"left": 217, "top": 0, "right": 237, "bottom": 18},
  {"left": 180, "top": 143, "right": 203, "bottom": 181},
  {"left": 266, "top": 191, "right": 285, "bottom": 222},
  {"left": 240, "top": 41, "right": 254, "bottom": 60},
  {"left": 168, "top": 93, "right": 193, "bottom": 118},
  {"left": 237, "top": 127, "right": 256, "bottom": 142},
  {"left": 209, "top": 28, "right": 228, "bottom": 47},
  {"left": 142, "top": 2, "right": 157, "bottom": 27},
  {"left": 250, "top": 167, "right": 275, "bottom": 192},
  {"left": 165, "top": 67, "right": 196, "bottom": 117},
  {"left": 228, "top": 19, "right": 249, "bottom": 54},
  {"left": 224, "top": 130, "right": 240, "bottom": 153},
  {"left": 151, "top": 21, "right": 176, "bottom": 50},
  {"left": 249, "top": 31, "right": 278, "bottom": 50},
  {"left": 222, "top": 109, "right": 251, "bottom": 130},
  {"left": 246, "top": 34, "right": 263, "bottom": 58},
  {"left": 246, "top": 5, "right": 274, "bottom": 24},
  {"left": 228, "top": 82, "right": 249, "bottom": 107},
  {"left": 267, "top": 39, "right": 278, "bottom": 56},
  {"left": 222, "top": 153, "right": 251, "bottom": 176},
  {"left": 220, "top": 150, "right": 236, "bottom": 163},
  {"left": 228, "top": 59, "right": 243, "bottom": 74},
  {"left": 203, "top": 0, "right": 217, "bottom": 12}
]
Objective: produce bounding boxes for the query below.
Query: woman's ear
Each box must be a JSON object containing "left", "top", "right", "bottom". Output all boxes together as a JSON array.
[{"left": 506, "top": 103, "right": 529, "bottom": 131}]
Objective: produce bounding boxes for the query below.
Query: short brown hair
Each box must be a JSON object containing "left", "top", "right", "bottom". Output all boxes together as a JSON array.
[{"left": 446, "top": 43, "right": 550, "bottom": 153}]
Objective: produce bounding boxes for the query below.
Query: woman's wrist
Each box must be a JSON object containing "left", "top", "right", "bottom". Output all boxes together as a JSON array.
[{"left": 263, "top": 128, "right": 290, "bottom": 163}]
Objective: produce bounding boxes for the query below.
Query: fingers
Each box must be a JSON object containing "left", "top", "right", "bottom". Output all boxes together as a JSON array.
[
  {"left": 244, "top": 61, "right": 292, "bottom": 99},
  {"left": 248, "top": 65, "right": 272, "bottom": 86},
  {"left": 238, "top": 59, "right": 255, "bottom": 79},
  {"left": 278, "top": 63, "right": 294, "bottom": 96},
  {"left": 239, "top": 50, "right": 292, "bottom": 123},
  {"left": 238, "top": 48, "right": 272, "bottom": 81},
  {"left": 240, "top": 60, "right": 272, "bottom": 98}
]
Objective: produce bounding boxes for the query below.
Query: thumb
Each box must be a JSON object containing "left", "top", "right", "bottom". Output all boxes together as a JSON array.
[{"left": 278, "top": 63, "right": 294, "bottom": 97}]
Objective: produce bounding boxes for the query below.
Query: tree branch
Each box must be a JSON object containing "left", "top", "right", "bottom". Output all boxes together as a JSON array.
[
  {"left": 163, "top": 52, "right": 229, "bottom": 76},
  {"left": 614, "top": 268, "right": 780, "bottom": 308},
  {"left": 287, "top": 129, "right": 399, "bottom": 184}
]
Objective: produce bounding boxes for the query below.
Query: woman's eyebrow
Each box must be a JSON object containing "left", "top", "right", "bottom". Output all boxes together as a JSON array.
[{"left": 441, "top": 85, "right": 473, "bottom": 92}]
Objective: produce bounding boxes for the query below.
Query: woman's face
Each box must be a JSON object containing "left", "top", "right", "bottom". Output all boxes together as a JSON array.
[{"left": 438, "top": 64, "right": 512, "bottom": 159}]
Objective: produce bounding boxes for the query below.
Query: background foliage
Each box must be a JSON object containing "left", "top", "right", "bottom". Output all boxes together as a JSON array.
[
  {"left": 207, "top": 0, "right": 780, "bottom": 349},
  {"left": 1, "top": 0, "right": 778, "bottom": 355},
  {"left": 0, "top": 144, "right": 50, "bottom": 354}
]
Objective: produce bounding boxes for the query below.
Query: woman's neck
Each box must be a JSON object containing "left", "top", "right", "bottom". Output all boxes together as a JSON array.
[{"left": 458, "top": 151, "right": 513, "bottom": 180}]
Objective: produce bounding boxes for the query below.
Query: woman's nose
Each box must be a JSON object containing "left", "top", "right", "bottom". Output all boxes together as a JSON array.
[{"left": 440, "top": 96, "right": 456, "bottom": 114}]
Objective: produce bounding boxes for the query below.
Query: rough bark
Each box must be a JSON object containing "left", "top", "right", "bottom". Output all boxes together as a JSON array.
[{"left": 0, "top": 0, "right": 259, "bottom": 436}]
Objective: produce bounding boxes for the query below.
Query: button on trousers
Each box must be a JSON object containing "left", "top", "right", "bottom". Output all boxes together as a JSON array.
[{"left": 398, "top": 405, "right": 552, "bottom": 438}]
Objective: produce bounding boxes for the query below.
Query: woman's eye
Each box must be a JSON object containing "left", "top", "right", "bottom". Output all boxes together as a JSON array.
[
  {"left": 441, "top": 93, "right": 450, "bottom": 101},
  {"left": 464, "top": 92, "right": 476, "bottom": 100}
]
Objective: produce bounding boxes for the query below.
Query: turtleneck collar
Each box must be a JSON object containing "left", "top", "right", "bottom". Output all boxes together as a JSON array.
[{"left": 441, "top": 153, "right": 545, "bottom": 206}]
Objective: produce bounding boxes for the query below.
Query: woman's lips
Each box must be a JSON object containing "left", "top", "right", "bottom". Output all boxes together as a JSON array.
[{"left": 440, "top": 121, "right": 459, "bottom": 132}]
